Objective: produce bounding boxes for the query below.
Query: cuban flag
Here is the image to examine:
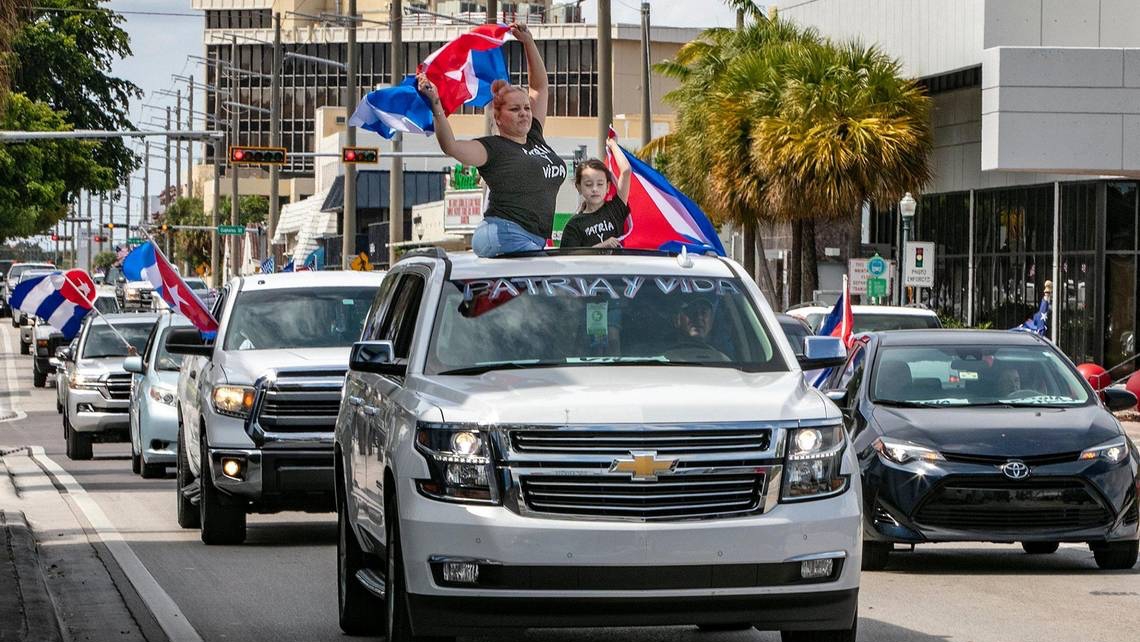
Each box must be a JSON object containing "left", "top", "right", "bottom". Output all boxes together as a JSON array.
[
  {"left": 604, "top": 129, "right": 725, "bottom": 256},
  {"left": 349, "top": 24, "right": 510, "bottom": 138},
  {"left": 7, "top": 270, "right": 96, "bottom": 339},
  {"left": 810, "top": 276, "right": 854, "bottom": 388},
  {"left": 122, "top": 241, "right": 219, "bottom": 335}
]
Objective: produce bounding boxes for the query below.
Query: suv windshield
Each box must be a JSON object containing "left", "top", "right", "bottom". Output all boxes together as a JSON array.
[
  {"left": 426, "top": 274, "right": 785, "bottom": 375},
  {"left": 8, "top": 263, "right": 54, "bottom": 282},
  {"left": 93, "top": 296, "right": 120, "bottom": 314},
  {"left": 224, "top": 287, "right": 373, "bottom": 350},
  {"left": 871, "top": 344, "right": 1091, "bottom": 407},
  {"left": 82, "top": 323, "right": 153, "bottom": 358}
]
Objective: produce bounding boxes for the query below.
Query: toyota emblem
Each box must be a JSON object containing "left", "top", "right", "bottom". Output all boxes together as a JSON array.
[{"left": 1000, "top": 460, "right": 1030, "bottom": 480}]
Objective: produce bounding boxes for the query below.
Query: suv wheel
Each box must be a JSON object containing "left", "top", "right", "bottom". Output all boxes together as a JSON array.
[
  {"left": 140, "top": 460, "right": 165, "bottom": 479},
  {"left": 65, "top": 420, "right": 92, "bottom": 460},
  {"left": 861, "top": 542, "right": 891, "bottom": 571},
  {"left": 199, "top": 434, "right": 246, "bottom": 545},
  {"left": 338, "top": 489, "right": 382, "bottom": 635},
  {"left": 131, "top": 446, "right": 141, "bottom": 475},
  {"left": 780, "top": 614, "right": 858, "bottom": 642},
  {"left": 33, "top": 365, "right": 46, "bottom": 388},
  {"left": 19, "top": 340, "right": 28, "bottom": 355},
  {"left": 386, "top": 497, "right": 451, "bottom": 642},
  {"left": 1092, "top": 540, "right": 1139, "bottom": 570},
  {"left": 175, "top": 427, "right": 200, "bottom": 529},
  {"left": 1022, "top": 541, "right": 1059, "bottom": 555}
]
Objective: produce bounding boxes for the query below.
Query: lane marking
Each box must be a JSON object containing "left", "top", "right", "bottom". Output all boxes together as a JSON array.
[
  {"left": 27, "top": 446, "right": 204, "bottom": 642},
  {"left": 0, "top": 324, "right": 27, "bottom": 422}
]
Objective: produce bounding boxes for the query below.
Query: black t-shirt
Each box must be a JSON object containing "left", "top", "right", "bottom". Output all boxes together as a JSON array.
[
  {"left": 559, "top": 198, "right": 631, "bottom": 248},
  {"left": 476, "top": 119, "right": 567, "bottom": 239}
]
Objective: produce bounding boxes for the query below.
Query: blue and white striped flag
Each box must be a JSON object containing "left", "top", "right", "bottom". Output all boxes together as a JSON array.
[{"left": 260, "top": 256, "right": 275, "bottom": 274}]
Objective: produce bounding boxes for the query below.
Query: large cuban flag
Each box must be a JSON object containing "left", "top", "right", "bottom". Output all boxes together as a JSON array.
[
  {"left": 122, "top": 241, "right": 219, "bottom": 335},
  {"left": 605, "top": 130, "right": 726, "bottom": 256},
  {"left": 7, "top": 270, "right": 96, "bottom": 339},
  {"left": 350, "top": 24, "right": 510, "bottom": 138}
]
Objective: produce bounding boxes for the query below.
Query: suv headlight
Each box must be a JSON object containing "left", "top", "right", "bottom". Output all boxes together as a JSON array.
[
  {"left": 149, "top": 384, "right": 177, "bottom": 406},
  {"left": 1080, "top": 437, "right": 1129, "bottom": 464},
  {"left": 414, "top": 422, "right": 497, "bottom": 504},
  {"left": 69, "top": 372, "right": 101, "bottom": 389},
  {"left": 873, "top": 437, "right": 945, "bottom": 465},
  {"left": 212, "top": 385, "right": 254, "bottom": 418},
  {"left": 782, "top": 424, "right": 848, "bottom": 501}
]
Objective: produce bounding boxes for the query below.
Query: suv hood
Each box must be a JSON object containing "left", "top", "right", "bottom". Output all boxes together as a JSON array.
[
  {"left": 217, "top": 347, "right": 350, "bottom": 383},
  {"left": 76, "top": 357, "right": 129, "bottom": 376},
  {"left": 418, "top": 367, "right": 832, "bottom": 424}
]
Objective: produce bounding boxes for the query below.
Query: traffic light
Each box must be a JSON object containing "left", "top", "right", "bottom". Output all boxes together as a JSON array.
[
  {"left": 93, "top": 234, "right": 106, "bottom": 243},
  {"left": 103, "top": 222, "right": 115, "bottom": 230},
  {"left": 914, "top": 246, "right": 924, "bottom": 269},
  {"left": 342, "top": 147, "right": 379, "bottom": 164},
  {"left": 51, "top": 233, "right": 59, "bottom": 241},
  {"left": 229, "top": 146, "right": 287, "bottom": 165},
  {"left": 161, "top": 224, "right": 169, "bottom": 232}
]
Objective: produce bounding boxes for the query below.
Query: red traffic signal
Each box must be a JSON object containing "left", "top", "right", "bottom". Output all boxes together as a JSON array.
[
  {"left": 93, "top": 234, "right": 106, "bottom": 243},
  {"left": 51, "top": 234, "right": 59, "bottom": 241},
  {"left": 229, "top": 145, "right": 287, "bottom": 165},
  {"left": 342, "top": 147, "right": 379, "bottom": 164}
]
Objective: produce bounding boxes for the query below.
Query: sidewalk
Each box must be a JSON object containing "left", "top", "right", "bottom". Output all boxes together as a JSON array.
[{"left": 1, "top": 449, "right": 62, "bottom": 642}]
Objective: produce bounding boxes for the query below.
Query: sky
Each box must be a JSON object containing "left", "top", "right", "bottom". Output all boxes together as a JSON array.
[{"left": 102, "top": 0, "right": 740, "bottom": 220}]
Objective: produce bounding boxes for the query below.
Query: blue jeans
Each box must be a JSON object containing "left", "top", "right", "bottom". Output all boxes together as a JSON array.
[{"left": 471, "top": 217, "right": 546, "bottom": 257}]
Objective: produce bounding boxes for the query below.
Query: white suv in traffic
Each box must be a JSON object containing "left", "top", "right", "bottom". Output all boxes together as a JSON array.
[{"left": 334, "top": 249, "right": 861, "bottom": 641}]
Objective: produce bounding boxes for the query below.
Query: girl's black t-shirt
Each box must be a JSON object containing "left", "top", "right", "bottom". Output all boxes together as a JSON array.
[
  {"left": 476, "top": 119, "right": 567, "bottom": 239},
  {"left": 559, "top": 198, "right": 631, "bottom": 248}
]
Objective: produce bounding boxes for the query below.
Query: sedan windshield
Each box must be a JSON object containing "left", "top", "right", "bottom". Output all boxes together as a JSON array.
[
  {"left": 426, "top": 274, "right": 785, "bottom": 375},
  {"left": 82, "top": 324, "right": 153, "bottom": 358},
  {"left": 871, "top": 345, "right": 1091, "bottom": 407},
  {"left": 224, "top": 287, "right": 374, "bottom": 350}
]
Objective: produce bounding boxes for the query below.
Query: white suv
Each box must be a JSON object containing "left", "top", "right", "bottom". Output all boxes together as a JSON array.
[{"left": 334, "top": 249, "right": 861, "bottom": 641}]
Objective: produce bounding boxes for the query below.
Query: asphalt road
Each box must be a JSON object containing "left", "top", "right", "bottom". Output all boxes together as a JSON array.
[{"left": 2, "top": 322, "right": 1139, "bottom": 642}]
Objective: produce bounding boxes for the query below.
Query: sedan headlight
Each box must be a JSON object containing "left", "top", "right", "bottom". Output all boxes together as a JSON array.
[
  {"left": 212, "top": 385, "right": 254, "bottom": 418},
  {"left": 69, "top": 372, "right": 101, "bottom": 390},
  {"left": 1080, "top": 437, "right": 1130, "bottom": 464},
  {"left": 414, "top": 422, "right": 496, "bottom": 504},
  {"left": 782, "top": 424, "right": 848, "bottom": 501},
  {"left": 148, "top": 384, "right": 177, "bottom": 406},
  {"left": 872, "top": 437, "right": 945, "bottom": 465}
]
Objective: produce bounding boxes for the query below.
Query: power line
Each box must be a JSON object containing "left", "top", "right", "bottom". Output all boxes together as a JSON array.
[{"left": 27, "top": 6, "right": 203, "bottom": 18}]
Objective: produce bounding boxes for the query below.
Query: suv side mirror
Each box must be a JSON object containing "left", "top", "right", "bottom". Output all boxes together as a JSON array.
[
  {"left": 349, "top": 340, "right": 406, "bottom": 377},
  {"left": 798, "top": 336, "right": 847, "bottom": 370},
  {"left": 164, "top": 328, "right": 214, "bottom": 357},
  {"left": 824, "top": 389, "right": 848, "bottom": 404},
  {"left": 1102, "top": 387, "right": 1137, "bottom": 412},
  {"left": 123, "top": 356, "right": 144, "bottom": 374}
]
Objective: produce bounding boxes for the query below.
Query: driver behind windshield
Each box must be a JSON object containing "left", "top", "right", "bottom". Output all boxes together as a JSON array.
[
  {"left": 675, "top": 298, "right": 714, "bottom": 340},
  {"left": 993, "top": 365, "right": 1022, "bottom": 397}
]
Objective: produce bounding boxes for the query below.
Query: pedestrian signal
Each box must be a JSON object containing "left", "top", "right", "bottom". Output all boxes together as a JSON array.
[
  {"left": 342, "top": 147, "right": 379, "bottom": 164},
  {"left": 229, "top": 146, "right": 287, "bottom": 165}
]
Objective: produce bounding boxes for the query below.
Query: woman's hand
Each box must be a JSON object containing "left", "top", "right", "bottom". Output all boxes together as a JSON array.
[
  {"left": 594, "top": 237, "right": 622, "bottom": 249},
  {"left": 416, "top": 73, "right": 441, "bottom": 108},
  {"left": 509, "top": 22, "right": 533, "bottom": 44}
]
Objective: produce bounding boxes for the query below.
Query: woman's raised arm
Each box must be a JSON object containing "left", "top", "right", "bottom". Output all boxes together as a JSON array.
[
  {"left": 510, "top": 23, "right": 548, "bottom": 128},
  {"left": 418, "top": 74, "right": 488, "bottom": 167}
]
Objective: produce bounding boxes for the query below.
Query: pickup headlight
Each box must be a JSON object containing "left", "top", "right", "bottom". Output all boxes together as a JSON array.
[
  {"left": 414, "top": 422, "right": 497, "bottom": 504},
  {"left": 782, "top": 424, "right": 848, "bottom": 501},
  {"left": 149, "top": 384, "right": 177, "bottom": 406},
  {"left": 873, "top": 437, "right": 945, "bottom": 465},
  {"left": 1079, "top": 437, "right": 1129, "bottom": 464},
  {"left": 212, "top": 385, "right": 254, "bottom": 418},
  {"left": 69, "top": 372, "right": 101, "bottom": 390}
]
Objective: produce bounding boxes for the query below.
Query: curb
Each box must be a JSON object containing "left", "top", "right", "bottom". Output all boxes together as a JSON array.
[{"left": 1, "top": 510, "right": 64, "bottom": 642}]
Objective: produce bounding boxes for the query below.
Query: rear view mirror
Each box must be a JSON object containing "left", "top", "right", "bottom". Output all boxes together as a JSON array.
[
  {"left": 798, "top": 336, "right": 847, "bottom": 370},
  {"left": 164, "top": 328, "right": 213, "bottom": 357},
  {"left": 349, "top": 340, "right": 406, "bottom": 377},
  {"left": 825, "top": 389, "right": 847, "bottom": 404},
  {"left": 1102, "top": 387, "right": 1137, "bottom": 413},
  {"left": 123, "top": 356, "right": 144, "bottom": 374},
  {"left": 55, "top": 347, "right": 72, "bottom": 362}
]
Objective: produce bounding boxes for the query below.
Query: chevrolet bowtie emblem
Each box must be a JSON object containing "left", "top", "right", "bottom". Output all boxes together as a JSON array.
[{"left": 610, "top": 451, "right": 678, "bottom": 481}]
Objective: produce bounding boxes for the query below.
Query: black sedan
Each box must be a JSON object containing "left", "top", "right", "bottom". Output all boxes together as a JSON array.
[{"left": 823, "top": 330, "right": 1139, "bottom": 571}]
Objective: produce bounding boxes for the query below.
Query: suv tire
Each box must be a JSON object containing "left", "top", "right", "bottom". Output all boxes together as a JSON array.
[
  {"left": 131, "top": 447, "right": 142, "bottom": 475},
  {"left": 1022, "top": 541, "right": 1059, "bottom": 555},
  {"left": 140, "top": 460, "right": 165, "bottom": 479},
  {"left": 65, "top": 420, "right": 92, "bottom": 460},
  {"left": 338, "top": 487, "right": 382, "bottom": 635},
  {"left": 19, "top": 340, "right": 28, "bottom": 355},
  {"left": 199, "top": 434, "right": 246, "bottom": 545},
  {"left": 861, "top": 542, "right": 891, "bottom": 571},
  {"left": 1092, "top": 540, "right": 1138, "bottom": 570},
  {"left": 33, "top": 366, "right": 46, "bottom": 388},
  {"left": 175, "top": 427, "right": 200, "bottom": 529},
  {"left": 780, "top": 614, "right": 857, "bottom": 642},
  {"left": 386, "top": 497, "right": 451, "bottom": 642}
]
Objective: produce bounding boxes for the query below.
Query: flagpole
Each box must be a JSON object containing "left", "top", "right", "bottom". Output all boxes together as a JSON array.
[{"left": 57, "top": 271, "right": 135, "bottom": 352}]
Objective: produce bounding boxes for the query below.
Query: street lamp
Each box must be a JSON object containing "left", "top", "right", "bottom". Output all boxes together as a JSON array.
[{"left": 898, "top": 192, "right": 917, "bottom": 304}]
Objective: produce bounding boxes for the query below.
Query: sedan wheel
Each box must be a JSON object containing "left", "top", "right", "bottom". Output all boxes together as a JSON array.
[
  {"left": 1092, "top": 540, "right": 1139, "bottom": 570},
  {"left": 862, "top": 542, "right": 891, "bottom": 571}
]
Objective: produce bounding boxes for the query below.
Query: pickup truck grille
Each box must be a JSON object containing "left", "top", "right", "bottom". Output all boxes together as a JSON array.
[
  {"left": 253, "top": 370, "right": 346, "bottom": 433},
  {"left": 510, "top": 427, "right": 771, "bottom": 455},
  {"left": 100, "top": 373, "right": 132, "bottom": 400},
  {"left": 520, "top": 473, "right": 763, "bottom": 520}
]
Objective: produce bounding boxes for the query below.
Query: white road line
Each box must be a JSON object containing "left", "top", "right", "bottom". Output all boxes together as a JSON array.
[
  {"left": 27, "top": 446, "right": 204, "bottom": 642},
  {"left": 0, "top": 324, "right": 27, "bottom": 422}
]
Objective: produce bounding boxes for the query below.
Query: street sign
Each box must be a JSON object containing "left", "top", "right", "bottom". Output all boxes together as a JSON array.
[
  {"left": 350, "top": 252, "right": 372, "bottom": 272},
  {"left": 848, "top": 258, "right": 895, "bottom": 296},
  {"left": 218, "top": 225, "right": 246, "bottom": 235},
  {"left": 903, "top": 241, "right": 935, "bottom": 288},
  {"left": 867, "top": 254, "right": 887, "bottom": 277},
  {"left": 867, "top": 278, "right": 888, "bottom": 299},
  {"left": 128, "top": 237, "right": 143, "bottom": 244}
]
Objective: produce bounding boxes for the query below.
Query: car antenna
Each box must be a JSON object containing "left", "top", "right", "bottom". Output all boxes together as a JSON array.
[{"left": 676, "top": 245, "right": 694, "bottom": 269}]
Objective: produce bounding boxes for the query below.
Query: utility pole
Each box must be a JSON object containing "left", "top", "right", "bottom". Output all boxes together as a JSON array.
[
  {"left": 98, "top": 193, "right": 105, "bottom": 254},
  {"left": 211, "top": 48, "right": 223, "bottom": 285},
  {"left": 268, "top": 13, "right": 282, "bottom": 262},
  {"left": 165, "top": 106, "right": 172, "bottom": 218},
  {"left": 484, "top": 0, "right": 497, "bottom": 135},
  {"left": 175, "top": 90, "right": 183, "bottom": 197},
  {"left": 230, "top": 36, "right": 240, "bottom": 278},
  {"left": 388, "top": 0, "right": 404, "bottom": 268},
  {"left": 85, "top": 192, "right": 92, "bottom": 271},
  {"left": 143, "top": 140, "right": 150, "bottom": 233},
  {"left": 597, "top": 0, "right": 612, "bottom": 156},
  {"left": 125, "top": 177, "right": 131, "bottom": 248},
  {"left": 640, "top": 1, "right": 651, "bottom": 149},
  {"left": 188, "top": 76, "right": 195, "bottom": 197},
  {"left": 343, "top": 0, "right": 359, "bottom": 270}
]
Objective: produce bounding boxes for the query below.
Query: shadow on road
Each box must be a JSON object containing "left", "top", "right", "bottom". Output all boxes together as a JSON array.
[
  {"left": 870, "top": 545, "right": 1139, "bottom": 575},
  {"left": 462, "top": 618, "right": 954, "bottom": 641}
]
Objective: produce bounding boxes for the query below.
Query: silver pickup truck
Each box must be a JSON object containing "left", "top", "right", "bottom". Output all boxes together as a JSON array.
[{"left": 167, "top": 270, "right": 384, "bottom": 545}]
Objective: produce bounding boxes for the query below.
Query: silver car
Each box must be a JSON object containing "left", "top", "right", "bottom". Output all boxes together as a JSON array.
[
  {"left": 124, "top": 313, "right": 191, "bottom": 478},
  {"left": 62, "top": 313, "right": 158, "bottom": 460}
]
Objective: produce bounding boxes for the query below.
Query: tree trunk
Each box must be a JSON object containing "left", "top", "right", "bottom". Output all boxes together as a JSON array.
[
  {"left": 736, "top": 9, "right": 744, "bottom": 30},
  {"left": 751, "top": 222, "right": 778, "bottom": 302},
  {"left": 802, "top": 218, "right": 819, "bottom": 302},
  {"left": 742, "top": 221, "right": 756, "bottom": 280},
  {"left": 789, "top": 220, "right": 803, "bottom": 306}
]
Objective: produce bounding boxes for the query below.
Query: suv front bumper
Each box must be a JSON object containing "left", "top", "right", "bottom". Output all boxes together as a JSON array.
[
  {"left": 207, "top": 446, "right": 335, "bottom": 513},
  {"left": 68, "top": 388, "right": 129, "bottom": 435}
]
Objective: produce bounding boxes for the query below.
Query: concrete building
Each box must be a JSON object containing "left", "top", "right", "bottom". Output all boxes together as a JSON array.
[
  {"left": 777, "top": 0, "right": 1140, "bottom": 372},
  {"left": 187, "top": 0, "right": 696, "bottom": 265}
]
